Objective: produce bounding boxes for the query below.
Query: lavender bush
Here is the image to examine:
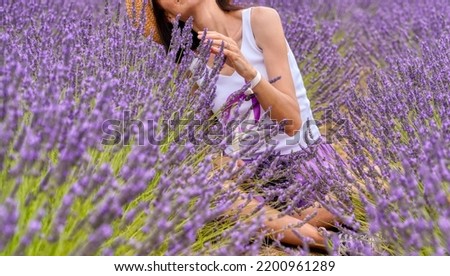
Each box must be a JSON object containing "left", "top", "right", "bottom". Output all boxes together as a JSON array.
[
  {"left": 0, "top": 0, "right": 268, "bottom": 256},
  {"left": 1, "top": 0, "right": 449, "bottom": 256}
]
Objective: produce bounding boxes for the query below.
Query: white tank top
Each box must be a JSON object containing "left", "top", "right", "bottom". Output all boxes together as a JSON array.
[{"left": 194, "top": 7, "right": 321, "bottom": 160}]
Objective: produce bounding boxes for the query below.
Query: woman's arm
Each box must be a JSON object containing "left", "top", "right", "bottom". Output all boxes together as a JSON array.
[
  {"left": 201, "top": 7, "right": 302, "bottom": 137},
  {"left": 249, "top": 7, "right": 301, "bottom": 137}
]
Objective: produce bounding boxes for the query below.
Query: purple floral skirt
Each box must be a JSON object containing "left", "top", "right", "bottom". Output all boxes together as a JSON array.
[{"left": 242, "top": 136, "right": 347, "bottom": 211}]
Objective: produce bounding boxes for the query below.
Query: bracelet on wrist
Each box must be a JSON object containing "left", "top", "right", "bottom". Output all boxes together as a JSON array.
[{"left": 244, "top": 70, "right": 262, "bottom": 96}]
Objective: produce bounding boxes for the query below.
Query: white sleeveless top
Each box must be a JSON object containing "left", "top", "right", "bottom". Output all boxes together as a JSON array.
[{"left": 193, "top": 7, "right": 321, "bottom": 160}]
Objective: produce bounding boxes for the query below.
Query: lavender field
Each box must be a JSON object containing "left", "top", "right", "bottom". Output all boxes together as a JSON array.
[{"left": 0, "top": 0, "right": 449, "bottom": 256}]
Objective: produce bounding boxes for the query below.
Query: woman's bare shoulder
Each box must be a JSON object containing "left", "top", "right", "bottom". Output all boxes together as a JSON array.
[
  {"left": 249, "top": 6, "right": 284, "bottom": 49},
  {"left": 250, "top": 6, "right": 282, "bottom": 25},
  {"left": 250, "top": 6, "right": 280, "bottom": 16}
]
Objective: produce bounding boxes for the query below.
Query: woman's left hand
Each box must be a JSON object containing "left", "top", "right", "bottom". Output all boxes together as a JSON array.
[{"left": 198, "top": 31, "right": 257, "bottom": 82}]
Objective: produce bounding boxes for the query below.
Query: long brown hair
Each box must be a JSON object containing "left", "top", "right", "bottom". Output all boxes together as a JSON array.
[{"left": 151, "top": 0, "right": 242, "bottom": 53}]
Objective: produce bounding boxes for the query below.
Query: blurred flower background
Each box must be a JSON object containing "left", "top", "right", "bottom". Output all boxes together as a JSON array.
[{"left": 0, "top": 0, "right": 449, "bottom": 256}]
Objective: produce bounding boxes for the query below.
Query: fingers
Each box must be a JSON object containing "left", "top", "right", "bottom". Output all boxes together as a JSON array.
[
  {"left": 210, "top": 46, "right": 241, "bottom": 66},
  {"left": 198, "top": 30, "right": 227, "bottom": 40},
  {"left": 198, "top": 30, "right": 250, "bottom": 78},
  {"left": 206, "top": 39, "right": 238, "bottom": 50},
  {"left": 210, "top": 45, "right": 236, "bottom": 58},
  {"left": 197, "top": 31, "right": 238, "bottom": 49},
  {"left": 197, "top": 31, "right": 240, "bottom": 62}
]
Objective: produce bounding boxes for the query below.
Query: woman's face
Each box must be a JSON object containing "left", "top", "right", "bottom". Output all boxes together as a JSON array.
[{"left": 156, "top": 0, "right": 201, "bottom": 22}]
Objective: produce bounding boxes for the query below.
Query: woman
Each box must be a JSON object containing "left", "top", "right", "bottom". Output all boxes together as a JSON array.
[{"left": 126, "top": 0, "right": 342, "bottom": 250}]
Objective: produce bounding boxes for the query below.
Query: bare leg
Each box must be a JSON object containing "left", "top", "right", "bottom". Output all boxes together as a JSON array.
[
  {"left": 261, "top": 204, "right": 326, "bottom": 250},
  {"left": 291, "top": 203, "right": 338, "bottom": 229},
  {"left": 214, "top": 157, "right": 326, "bottom": 249},
  {"left": 224, "top": 185, "right": 326, "bottom": 250}
]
